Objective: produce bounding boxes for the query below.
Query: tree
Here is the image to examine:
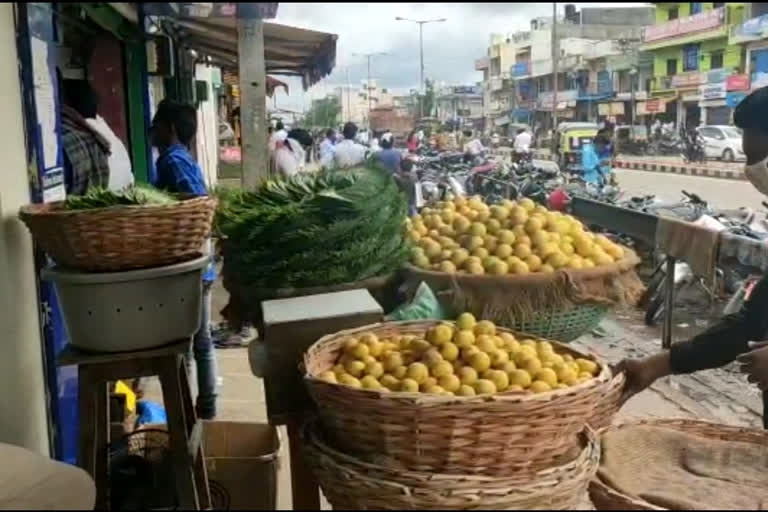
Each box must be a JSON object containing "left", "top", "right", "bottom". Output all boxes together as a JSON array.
[{"left": 302, "top": 96, "right": 341, "bottom": 129}]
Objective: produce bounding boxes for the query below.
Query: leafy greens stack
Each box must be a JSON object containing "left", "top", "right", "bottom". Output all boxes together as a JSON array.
[
  {"left": 64, "top": 185, "right": 176, "bottom": 210},
  {"left": 215, "top": 166, "right": 408, "bottom": 289}
]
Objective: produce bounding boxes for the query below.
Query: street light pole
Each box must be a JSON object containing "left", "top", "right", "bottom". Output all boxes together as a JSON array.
[{"left": 396, "top": 16, "right": 447, "bottom": 119}]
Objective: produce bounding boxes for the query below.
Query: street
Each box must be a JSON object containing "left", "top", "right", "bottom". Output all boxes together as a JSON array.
[{"left": 615, "top": 167, "right": 765, "bottom": 211}]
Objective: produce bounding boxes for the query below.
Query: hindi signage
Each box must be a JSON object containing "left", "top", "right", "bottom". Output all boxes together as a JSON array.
[
  {"left": 644, "top": 7, "right": 724, "bottom": 42},
  {"left": 726, "top": 74, "right": 750, "bottom": 91}
]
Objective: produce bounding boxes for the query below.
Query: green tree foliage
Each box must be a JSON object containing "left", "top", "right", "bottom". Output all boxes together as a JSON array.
[{"left": 303, "top": 96, "right": 341, "bottom": 129}]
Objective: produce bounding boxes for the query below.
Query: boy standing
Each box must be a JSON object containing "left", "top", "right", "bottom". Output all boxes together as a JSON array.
[{"left": 151, "top": 99, "right": 217, "bottom": 419}]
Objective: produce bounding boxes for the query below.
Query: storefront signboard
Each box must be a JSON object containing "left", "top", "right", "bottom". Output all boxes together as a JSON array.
[
  {"left": 645, "top": 98, "right": 662, "bottom": 112},
  {"left": 726, "top": 74, "right": 750, "bottom": 91},
  {"left": 644, "top": 7, "right": 724, "bottom": 42},
  {"left": 699, "top": 83, "right": 727, "bottom": 100},
  {"left": 671, "top": 71, "right": 706, "bottom": 88}
]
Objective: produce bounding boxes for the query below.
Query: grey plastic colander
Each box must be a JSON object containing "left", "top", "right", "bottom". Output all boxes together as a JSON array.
[{"left": 42, "top": 255, "right": 208, "bottom": 353}]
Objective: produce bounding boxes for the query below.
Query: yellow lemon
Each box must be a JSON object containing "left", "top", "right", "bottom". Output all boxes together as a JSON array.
[
  {"left": 421, "top": 348, "right": 443, "bottom": 366},
  {"left": 467, "top": 262, "right": 485, "bottom": 275},
  {"left": 473, "top": 379, "right": 497, "bottom": 395},
  {"left": 382, "top": 352, "right": 404, "bottom": 372},
  {"left": 345, "top": 360, "right": 366, "bottom": 378},
  {"left": 332, "top": 364, "right": 346, "bottom": 376},
  {"left": 461, "top": 346, "right": 481, "bottom": 362},
  {"left": 406, "top": 362, "right": 429, "bottom": 384},
  {"left": 457, "top": 366, "right": 479, "bottom": 385},
  {"left": 457, "top": 384, "right": 477, "bottom": 396},
  {"left": 490, "top": 349, "right": 510, "bottom": 368},
  {"left": 319, "top": 371, "right": 337, "bottom": 384},
  {"left": 399, "top": 378, "right": 419, "bottom": 392},
  {"left": 486, "top": 218, "right": 502, "bottom": 234},
  {"left": 392, "top": 366, "right": 408, "bottom": 380},
  {"left": 518, "top": 356, "right": 542, "bottom": 374},
  {"left": 529, "top": 380, "right": 552, "bottom": 393},
  {"left": 510, "top": 206, "right": 528, "bottom": 225},
  {"left": 498, "top": 229, "right": 516, "bottom": 245},
  {"left": 453, "top": 215, "right": 471, "bottom": 234},
  {"left": 361, "top": 375, "right": 382, "bottom": 390},
  {"left": 440, "top": 342, "right": 460, "bottom": 361},
  {"left": 536, "top": 341, "right": 554, "bottom": 355},
  {"left": 519, "top": 198, "right": 536, "bottom": 212},
  {"left": 499, "top": 361, "right": 517, "bottom": 374},
  {"left": 430, "top": 360, "right": 454, "bottom": 378},
  {"left": 576, "top": 358, "right": 599, "bottom": 375},
  {"left": 451, "top": 248, "right": 470, "bottom": 266},
  {"left": 488, "top": 259, "right": 509, "bottom": 275},
  {"left": 338, "top": 374, "right": 362, "bottom": 388},
  {"left": 474, "top": 320, "right": 496, "bottom": 336},
  {"left": 495, "top": 243, "right": 513, "bottom": 259},
  {"left": 470, "top": 222, "right": 487, "bottom": 237},
  {"left": 510, "top": 260, "right": 530, "bottom": 275},
  {"left": 488, "top": 369, "right": 509, "bottom": 391},
  {"left": 535, "top": 368, "right": 559, "bottom": 387},
  {"left": 438, "top": 260, "right": 457, "bottom": 273},
  {"left": 453, "top": 329, "right": 475, "bottom": 349},
  {"left": 365, "top": 362, "right": 385, "bottom": 379},
  {"left": 484, "top": 235, "right": 499, "bottom": 253},
  {"left": 578, "top": 371, "right": 594, "bottom": 381},
  {"left": 540, "top": 263, "right": 555, "bottom": 273},
  {"left": 380, "top": 374, "right": 400, "bottom": 390},
  {"left": 438, "top": 374, "right": 462, "bottom": 392},
  {"left": 350, "top": 343, "right": 370, "bottom": 360},
  {"left": 525, "top": 217, "right": 544, "bottom": 234},
  {"left": 456, "top": 312, "right": 477, "bottom": 330},
  {"left": 509, "top": 369, "right": 533, "bottom": 388},
  {"left": 427, "top": 324, "right": 454, "bottom": 346},
  {"left": 476, "top": 335, "right": 497, "bottom": 353},
  {"left": 504, "top": 337, "right": 521, "bottom": 354},
  {"left": 469, "top": 351, "right": 492, "bottom": 373},
  {"left": 471, "top": 245, "right": 489, "bottom": 259},
  {"left": 514, "top": 243, "right": 532, "bottom": 260}
]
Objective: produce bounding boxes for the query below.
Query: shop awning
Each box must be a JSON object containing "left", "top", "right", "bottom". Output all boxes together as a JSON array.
[
  {"left": 107, "top": 3, "right": 337, "bottom": 89},
  {"left": 168, "top": 17, "right": 337, "bottom": 89}
]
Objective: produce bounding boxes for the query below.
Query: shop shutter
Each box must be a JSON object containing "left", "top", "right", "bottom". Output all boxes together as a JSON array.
[{"left": 707, "top": 106, "right": 730, "bottom": 126}]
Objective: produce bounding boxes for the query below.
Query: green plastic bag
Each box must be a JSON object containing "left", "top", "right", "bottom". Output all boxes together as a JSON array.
[{"left": 387, "top": 281, "right": 450, "bottom": 321}]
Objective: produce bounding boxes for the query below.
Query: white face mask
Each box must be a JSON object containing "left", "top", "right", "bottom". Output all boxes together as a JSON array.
[{"left": 745, "top": 155, "right": 768, "bottom": 197}]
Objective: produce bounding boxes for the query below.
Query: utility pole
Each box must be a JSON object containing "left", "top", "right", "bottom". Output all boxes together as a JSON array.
[
  {"left": 551, "top": 1, "right": 558, "bottom": 142},
  {"left": 345, "top": 66, "right": 352, "bottom": 123},
  {"left": 396, "top": 16, "right": 447, "bottom": 119},
  {"left": 353, "top": 52, "right": 387, "bottom": 131}
]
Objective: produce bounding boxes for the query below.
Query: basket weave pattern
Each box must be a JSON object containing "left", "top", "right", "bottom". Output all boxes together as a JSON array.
[
  {"left": 20, "top": 197, "right": 216, "bottom": 271},
  {"left": 587, "top": 372, "right": 626, "bottom": 432},
  {"left": 505, "top": 304, "right": 608, "bottom": 342},
  {"left": 589, "top": 418, "right": 768, "bottom": 511},
  {"left": 304, "top": 320, "right": 612, "bottom": 476},
  {"left": 305, "top": 421, "right": 600, "bottom": 510}
]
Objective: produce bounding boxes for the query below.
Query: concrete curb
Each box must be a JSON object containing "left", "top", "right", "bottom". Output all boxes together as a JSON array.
[{"left": 523, "top": 151, "right": 746, "bottom": 181}]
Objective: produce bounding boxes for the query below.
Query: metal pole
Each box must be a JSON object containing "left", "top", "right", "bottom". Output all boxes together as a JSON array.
[
  {"left": 551, "top": 1, "right": 558, "bottom": 138},
  {"left": 367, "top": 55, "right": 372, "bottom": 130},
  {"left": 419, "top": 22, "right": 425, "bottom": 119},
  {"left": 630, "top": 71, "right": 637, "bottom": 138},
  {"left": 345, "top": 67, "right": 351, "bottom": 123},
  {"left": 237, "top": 16, "right": 268, "bottom": 187},
  {"left": 662, "top": 256, "right": 676, "bottom": 349}
]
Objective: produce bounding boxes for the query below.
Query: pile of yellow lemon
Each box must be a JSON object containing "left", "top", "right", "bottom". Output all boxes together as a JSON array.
[
  {"left": 405, "top": 196, "right": 625, "bottom": 275},
  {"left": 317, "top": 313, "right": 600, "bottom": 396}
]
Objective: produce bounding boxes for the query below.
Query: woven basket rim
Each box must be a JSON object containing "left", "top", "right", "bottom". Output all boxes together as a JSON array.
[
  {"left": 19, "top": 195, "right": 215, "bottom": 219},
  {"left": 402, "top": 246, "right": 641, "bottom": 283},
  {"left": 591, "top": 418, "right": 768, "bottom": 511},
  {"left": 304, "top": 418, "right": 599, "bottom": 483},
  {"left": 303, "top": 319, "right": 612, "bottom": 406}
]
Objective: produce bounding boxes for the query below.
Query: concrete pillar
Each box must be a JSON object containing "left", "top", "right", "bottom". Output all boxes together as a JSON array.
[{"left": 0, "top": 3, "right": 50, "bottom": 455}]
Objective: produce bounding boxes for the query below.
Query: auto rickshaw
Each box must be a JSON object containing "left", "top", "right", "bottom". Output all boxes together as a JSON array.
[{"left": 554, "top": 122, "right": 599, "bottom": 172}]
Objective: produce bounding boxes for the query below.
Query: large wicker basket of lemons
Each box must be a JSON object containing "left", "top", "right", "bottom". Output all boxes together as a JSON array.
[
  {"left": 303, "top": 315, "right": 614, "bottom": 475},
  {"left": 403, "top": 196, "right": 644, "bottom": 341},
  {"left": 304, "top": 420, "right": 600, "bottom": 510}
]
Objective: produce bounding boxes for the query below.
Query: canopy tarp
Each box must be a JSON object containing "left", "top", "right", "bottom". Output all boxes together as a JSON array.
[{"left": 167, "top": 17, "right": 337, "bottom": 89}]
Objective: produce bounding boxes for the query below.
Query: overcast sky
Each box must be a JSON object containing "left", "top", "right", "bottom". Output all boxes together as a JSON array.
[{"left": 269, "top": 2, "right": 650, "bottom": 113}]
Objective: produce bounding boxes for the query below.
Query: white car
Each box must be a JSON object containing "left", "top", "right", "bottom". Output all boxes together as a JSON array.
[{"left": 696, "top": 125, "right": 745, "bottom": 162}]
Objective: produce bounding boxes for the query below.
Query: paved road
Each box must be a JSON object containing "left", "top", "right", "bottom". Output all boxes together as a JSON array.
[{"left": 615, "top": 168, "right": 765, "bottom": 211}]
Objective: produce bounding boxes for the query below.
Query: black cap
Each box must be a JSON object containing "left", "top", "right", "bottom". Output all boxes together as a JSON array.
[{"left": 734, "top": 86, "right": 768, "bottom": 135}]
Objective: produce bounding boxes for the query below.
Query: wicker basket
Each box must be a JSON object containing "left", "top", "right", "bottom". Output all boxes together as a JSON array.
[
  {"left": 305, "top": 420, "right": 600, "bottom": 510},
  {"left": 304, "top": 320, "right": 613, "bottom": 476},
  {"left": 587, "top": 372, "right": 626, "bottom": 432},
  {"left": 19, "top": 196, "right": 216, "bottom": 272},
  {"left": 589, "top": 419, "right": 768, "bottom": 511},
  {"left": 402, "top": 250, "right": 644, "bottom": 342}
]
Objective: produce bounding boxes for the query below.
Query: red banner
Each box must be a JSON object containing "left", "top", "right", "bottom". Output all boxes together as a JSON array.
[
  {"left": 645, "top": 99, "right": 661, "bottom": 113},
  {"left": 726, "top": 74, "right": 751, "bottom": 91},
  {"left": 644, "top": 7, "right": 724, "bottom": 42}
]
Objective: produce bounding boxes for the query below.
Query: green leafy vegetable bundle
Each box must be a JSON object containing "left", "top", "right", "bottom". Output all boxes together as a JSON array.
[
  {"left": 215, "top": 166, "right": 408, "bottom": 289},
  {"left": 64, "top": 185, "right": 177, "bottom": 210}
]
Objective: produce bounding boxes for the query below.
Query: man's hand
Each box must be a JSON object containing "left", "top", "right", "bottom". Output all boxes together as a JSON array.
[
  {"left": 614, "top": 352, "right": 672, "bottom": 404},
  {"left": 737, "top": 341, "right": 768, "bottom": 390}
]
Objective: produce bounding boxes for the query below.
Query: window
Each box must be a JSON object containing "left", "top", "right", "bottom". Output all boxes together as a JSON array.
[
  {"left": 690, "top": 3, "right": 702, "bottom": 15},
  {"left": 710, "top": 50, "right": 724, "bottom": 70},
  {"left": 713, "top": 2, "right": 724, "bottom": 9},
  {"left": 683, "top": 44, "right": 700, "bottom": 71},
  {"left": 668, "top": 7, "right": 679, "bottom": 20},
  {"left": 667, "top": 58, "right": 678, "bottom": 76}
]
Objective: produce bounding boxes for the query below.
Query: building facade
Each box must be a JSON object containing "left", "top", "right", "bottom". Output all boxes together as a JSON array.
[
  {"left": 642, "top": 2, "right": 746, "bottom": 127},
  {"left": 729, "top": 2, "right": 768, "bottom": 110},
  {"left": 435, "top": 85, "right": 484, "bottom": 130}
]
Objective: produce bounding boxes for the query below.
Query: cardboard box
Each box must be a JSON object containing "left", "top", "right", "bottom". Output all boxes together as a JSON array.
[{"left": 203, "top": 421, "right": 281, "bottom": 510}]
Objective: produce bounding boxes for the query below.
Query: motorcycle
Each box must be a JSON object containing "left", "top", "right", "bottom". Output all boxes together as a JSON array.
[{"left": 680, "top": 129, "right": 706, "bottom": 164}]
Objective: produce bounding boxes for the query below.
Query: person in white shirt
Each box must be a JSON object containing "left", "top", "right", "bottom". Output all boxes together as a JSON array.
[
  {"left": 333, "top": 122, "right": 367, "bottom": 169},
  {"left": 86, "top": 114, "right": 134, "bottom": 191},
  {"left": 319, "top": 128, "right": 336, "bottom": 170},
  {"left": 513, "top": 128, "right": 532, "bottom": 152},
  {"left": 369, "top": 135, "right": 381, "bottom": 153},
  {"left": 269, "top": 120, "right": 288, "bottom": 150},
  {"left": 273, "top": 137, "right": 305, "bottom": 177},
  {"left": 462, "top": 129, "right": 485, "bottom": 160}
]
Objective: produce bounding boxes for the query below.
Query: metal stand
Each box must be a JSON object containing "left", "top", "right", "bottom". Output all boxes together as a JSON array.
[{"left": 662, "top": 256, "right": 676, "bottom": 349}]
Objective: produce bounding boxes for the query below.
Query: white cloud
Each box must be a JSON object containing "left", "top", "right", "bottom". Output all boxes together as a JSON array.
[{"left": 266, "top": 2, "right": 651, "bottom": 114}]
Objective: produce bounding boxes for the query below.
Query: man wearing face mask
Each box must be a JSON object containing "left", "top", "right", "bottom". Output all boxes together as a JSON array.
[{"left": 617, "top": 86, "right": 768, "bottom": 428}]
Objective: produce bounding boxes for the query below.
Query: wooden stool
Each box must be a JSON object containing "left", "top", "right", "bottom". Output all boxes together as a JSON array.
[{"left": 58, "top": 340, "right": 211, "bottom": 510}]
